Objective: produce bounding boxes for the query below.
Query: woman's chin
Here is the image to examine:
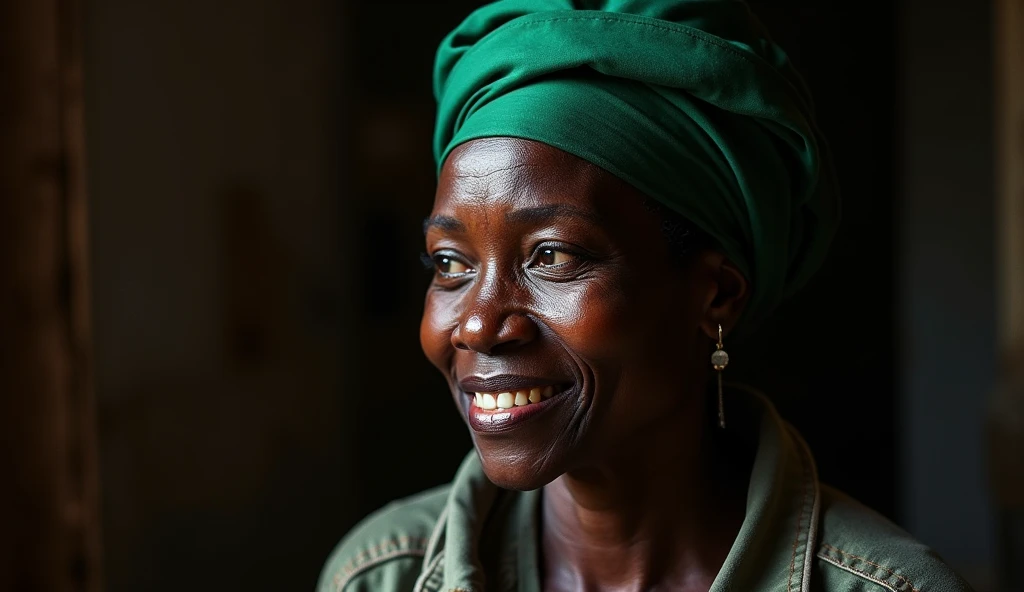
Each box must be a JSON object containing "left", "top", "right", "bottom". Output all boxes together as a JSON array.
[{"left": 476, "top": 450, "right": 561, "bottom": 491}]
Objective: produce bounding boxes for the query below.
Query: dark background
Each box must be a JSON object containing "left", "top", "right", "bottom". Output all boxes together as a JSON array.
[
  {"left": 344, "top": 0, "right": 900, "bottom": 519},
  {"left": 65, "top": 0, "right": 1002, "bottom": 590}
]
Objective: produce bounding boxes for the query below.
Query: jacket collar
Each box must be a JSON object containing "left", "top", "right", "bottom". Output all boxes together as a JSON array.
[{"left": 417, "top": 388, "right": 820, "bottom": 592}]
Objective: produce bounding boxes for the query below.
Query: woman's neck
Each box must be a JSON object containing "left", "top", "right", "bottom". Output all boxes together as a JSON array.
[{"left": 539, "top": 406, "right": 748, "bottom": 592}]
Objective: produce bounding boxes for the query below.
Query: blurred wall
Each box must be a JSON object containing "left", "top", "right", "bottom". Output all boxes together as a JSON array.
[
  {"left": 899, "top": 0, "right": 997, "bottom": 586},
  {"left": 1, "top": 1, "right": 102, "bottom": 590},
  {"left": 994, "top": 0, "right": 1024, "bottom": 586},
  {"left": 84, "top": 0, "right": 350, "bottom": 589}
]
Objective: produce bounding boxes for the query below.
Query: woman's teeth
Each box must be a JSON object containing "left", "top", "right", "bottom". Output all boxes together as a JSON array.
[{"left": 473, "top": 386, "right": 555, "bottom": 410}]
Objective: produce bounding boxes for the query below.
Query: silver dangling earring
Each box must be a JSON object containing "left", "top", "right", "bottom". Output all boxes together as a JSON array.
[{"left": 711, "top": 324, "right": 729, "bottom": 429}]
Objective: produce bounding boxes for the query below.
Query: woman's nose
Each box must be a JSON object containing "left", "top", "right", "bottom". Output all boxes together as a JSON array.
[{"left": 451, "top": 307, "right": 539, "bottom": 355}]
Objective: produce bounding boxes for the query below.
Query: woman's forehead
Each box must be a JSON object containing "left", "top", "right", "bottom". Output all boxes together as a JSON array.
[
  {"left": 435, "top": 138, "right": 622, "bottom": 215},
  {"left": 443, "top": 137, "right": 547, "bottom": 178}
]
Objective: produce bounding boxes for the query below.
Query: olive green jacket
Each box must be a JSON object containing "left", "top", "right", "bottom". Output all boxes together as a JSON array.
[{"left": 318, "top": 391, "right": 973, "bottom": 592}]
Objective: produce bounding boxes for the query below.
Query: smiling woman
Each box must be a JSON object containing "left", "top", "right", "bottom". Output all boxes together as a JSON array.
[
  {"left": 420, "top": 138, "right": 736, "bottom": 495},
  {"left": 318, "top": 2, "right": 973, "bottom": 592}
]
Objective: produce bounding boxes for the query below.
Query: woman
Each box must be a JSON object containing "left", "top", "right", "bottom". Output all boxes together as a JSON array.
[{"left": 320, "top": 2, "right": 973, "bottom": 591}]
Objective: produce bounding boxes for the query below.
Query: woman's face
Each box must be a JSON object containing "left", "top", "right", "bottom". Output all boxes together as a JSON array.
[{"left": 421, "top": 137, "right": 724, "bottom": 490}]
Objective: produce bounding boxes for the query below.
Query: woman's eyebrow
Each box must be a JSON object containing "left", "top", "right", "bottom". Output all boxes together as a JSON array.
[
  {"left": 423, "top": 205, "right": 601, "bottom": 235},
  {"left": 423, "top": 215, "right": 466, "bottom": 235},
  {"left": 504, "top": 204, "right": 603, "bottom": 226}
]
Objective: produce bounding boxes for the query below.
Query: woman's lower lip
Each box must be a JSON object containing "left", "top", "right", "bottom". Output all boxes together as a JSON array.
[{"left": 465, "top": 389, "right": 569, "bottom": 433}]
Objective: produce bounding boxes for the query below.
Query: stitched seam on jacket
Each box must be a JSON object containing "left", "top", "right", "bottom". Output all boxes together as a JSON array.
[
  {"left": 820, "top": 544, "right": 920, "bottom": 592},
  {"left": 787, "top": 447, "right": 812, "bottom": 592},
  {"left": 793, "top": 429, "right": 822, "bottom": 592},
  {"left": 413, "top": 550, "right": 445, "bottom": 592},
  {"left": 817, "top": 553, "right": 899, "bottom": 592},
  {"left": 424, "top": 506, "right": 449, "bottom": 560},
  {"left": 340, "top": 536, "right": 429, "bottom": 574},
  {"left": 334, "top": 537, "right": 429, "bottom": 592}
]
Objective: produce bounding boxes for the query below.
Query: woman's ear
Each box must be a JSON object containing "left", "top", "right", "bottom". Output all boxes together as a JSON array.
[{"left": 696, "top": 252, "right": 749, "bottom": 341}]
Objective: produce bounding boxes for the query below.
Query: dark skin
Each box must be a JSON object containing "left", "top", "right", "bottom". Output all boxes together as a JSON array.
[{"left": 420, "top": 137, "right": 751, "bottom": 592}]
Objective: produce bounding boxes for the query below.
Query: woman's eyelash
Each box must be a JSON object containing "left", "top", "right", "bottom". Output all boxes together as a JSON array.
[{"left": 420, "top": 252, "right": 435, "bottom": 271}]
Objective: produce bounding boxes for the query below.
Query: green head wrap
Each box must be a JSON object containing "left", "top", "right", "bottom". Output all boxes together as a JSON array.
[{"left": 433, "top": 0, "right": 840, "bottom": 330}]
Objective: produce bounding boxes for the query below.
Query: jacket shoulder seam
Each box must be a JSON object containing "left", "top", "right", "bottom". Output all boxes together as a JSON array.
[
  {"left": 332, "top": 536, "right": 429, "bottom": 592},
  {"left": 816, "top": 543, "right": 920, "bottom": 592},
  {"left": 787, "top": 424, "right": 821, "bottom": 592}
]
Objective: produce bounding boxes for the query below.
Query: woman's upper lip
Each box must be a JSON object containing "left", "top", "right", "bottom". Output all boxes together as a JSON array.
[{"left": 458, "top": 374, "right": 565, "bottom": 394}]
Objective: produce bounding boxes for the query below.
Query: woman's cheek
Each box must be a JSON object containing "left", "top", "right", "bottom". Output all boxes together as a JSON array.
[
  {"left": 542, "top": 277, "right": 636, "bottom": 361},
  {"left": 420, "top": 290, "right": 459, "bottom": 370}
]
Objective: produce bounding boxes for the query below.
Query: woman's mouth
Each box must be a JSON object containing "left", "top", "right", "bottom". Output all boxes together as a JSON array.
[
  {"left": 458, "top": 377, "right": 574, "bottom": 434},
  {"left": 470, "top": 385, "right": 555, "bottom": 410}
]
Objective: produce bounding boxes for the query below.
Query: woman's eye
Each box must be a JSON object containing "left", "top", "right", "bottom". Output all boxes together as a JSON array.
[
  {"left": 434, "top": 254, "right": 471, "bottom": 275},
  {"left": 534, "top": 248, "right": 574, "bottom": 268}
]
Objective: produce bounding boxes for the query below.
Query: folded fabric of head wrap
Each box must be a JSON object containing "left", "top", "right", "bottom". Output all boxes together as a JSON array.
[{"left": 433, "top": 0, "right": 840, "bottom": 331}]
